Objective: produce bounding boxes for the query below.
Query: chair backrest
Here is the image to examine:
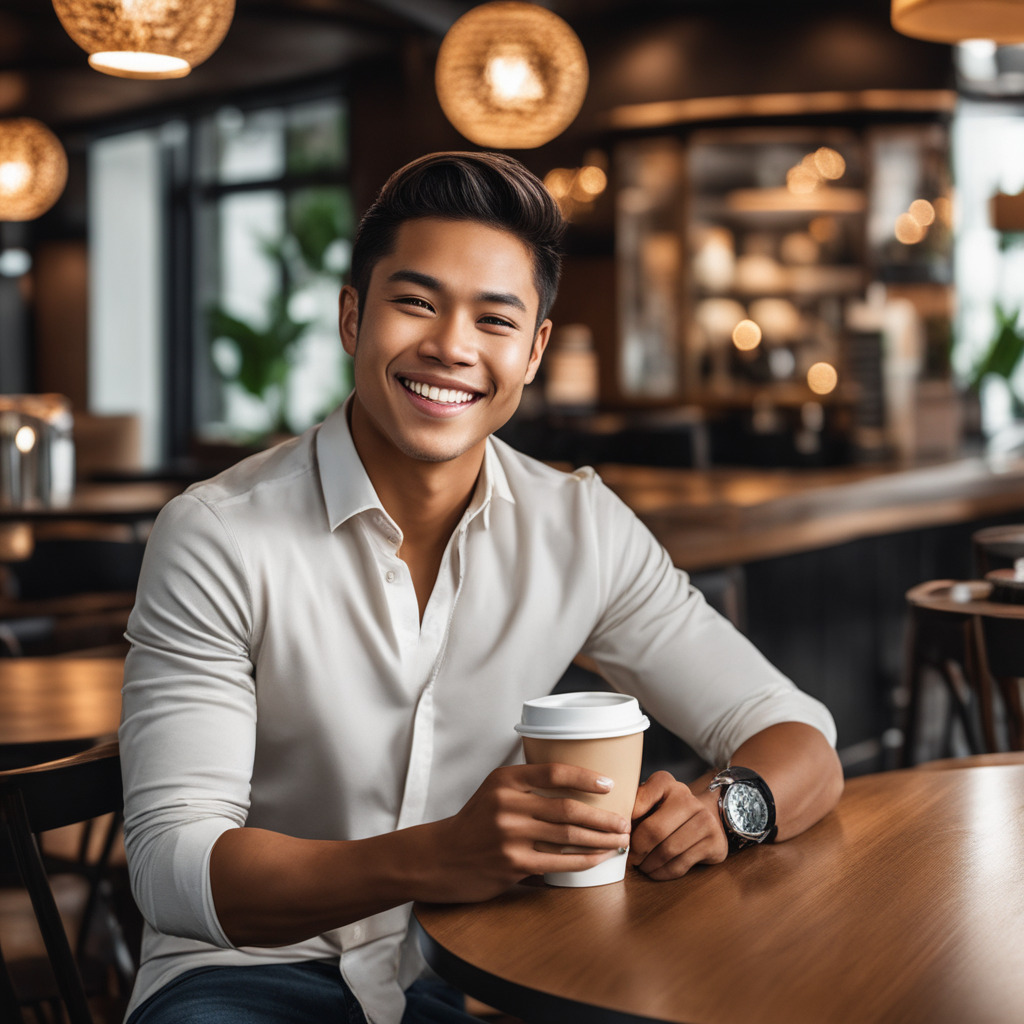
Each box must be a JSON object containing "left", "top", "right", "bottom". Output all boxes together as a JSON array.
[{"left": 0, "top": 740, "right": 123, "bottom": 1024}]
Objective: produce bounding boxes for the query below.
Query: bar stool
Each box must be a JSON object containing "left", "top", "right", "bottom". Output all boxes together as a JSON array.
[
  {"left": 975, "top": 610, "right": 1024, "bottom": 750},
  {"left": 972, "top": 524, "right": 1024, "bottom": 576},
  {"left": 899, "top": 580, "right": 995, "bottom": 767},
  {"left": 901, "top": 579, "right": 1024, "bottom": 766}
]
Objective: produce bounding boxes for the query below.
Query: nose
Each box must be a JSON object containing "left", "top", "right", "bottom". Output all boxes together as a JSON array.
[{"left": 417, "top": 311, "right": 478, "bottom": 367}]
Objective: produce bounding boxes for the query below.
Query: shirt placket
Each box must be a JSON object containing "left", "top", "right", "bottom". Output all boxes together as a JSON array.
[{"left": 395, "top": 521, "right": 468, "bottom": 831}]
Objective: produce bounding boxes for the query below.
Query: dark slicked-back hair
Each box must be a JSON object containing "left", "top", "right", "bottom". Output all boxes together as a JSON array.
[{"left": 350, "top": 152, "right": 565, "bottom": 332}]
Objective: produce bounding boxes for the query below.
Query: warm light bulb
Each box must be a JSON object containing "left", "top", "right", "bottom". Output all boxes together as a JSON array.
[
  {"left": 14, "top": 425, "right": 36, "bottom": 453},
  {"left": 576, "top": 165, "right": 607, "bottom": 197},
  {"left": 52, "top": 0, "right": 235, "bottom": 81},
  {"left": 813, "top": 147, "right": 846, "bottom": 180},
  {"left": 0, "top": 118, "right": 68, "bottom": 220},
  {"left": 543, "top": 167, "right": 574, "bottom": 200},
  {"left": 894, "top": 212, "right": 927, "bottom": 244},
  {"left": 435, "top": 2, "right": 588, "bottom": 149},
  {"left": 908, "top": 199, "right": 936, "bottom": 226},
  {"left": 0, "top": 160, "right": 30, "bottom": 194},
  {"left": 807, "top": 362, "right": 838, "bottom": 395},
  {"left": 787, "top": 165, "right": 820, "bottom": 195},
  {"left": 89, "top": 51, "right": 191, "bottom": 79},
  {"left": 732, "top": 319, "right": 763, "bottom": 351},
  {"left": 485, "top": 48, "right": 545, "bottom": 105}
]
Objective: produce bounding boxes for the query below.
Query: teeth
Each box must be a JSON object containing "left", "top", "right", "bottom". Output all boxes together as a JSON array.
[{"left": 402, "top": 379, "right": 476, "bottom": 405}]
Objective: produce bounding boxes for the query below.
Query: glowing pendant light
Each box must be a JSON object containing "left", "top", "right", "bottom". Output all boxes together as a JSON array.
[
  {"left": 435, "top": 1, "right": 589, "bottom": 149},
  {"left": 52, "top": 0, "right": 236, "bottom": 80},
  {"left": 892, "top": 0, "right": 1024, "bottom": 44},
  {"left": 0, "top": 118, "right": 68, "bottom": 221}
]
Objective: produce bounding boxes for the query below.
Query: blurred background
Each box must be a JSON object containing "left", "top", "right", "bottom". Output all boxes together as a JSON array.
[
  {"left": 5, "top": 0, "right": 1024, "bottom": 776},
  {"left": 4, "top": 0, "right": 1013, "bottom": 472}
]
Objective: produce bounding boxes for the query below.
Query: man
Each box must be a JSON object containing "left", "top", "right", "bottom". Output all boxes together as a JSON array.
[{"left": 120, "top": 152, "right": 843, "bottom": 1024}]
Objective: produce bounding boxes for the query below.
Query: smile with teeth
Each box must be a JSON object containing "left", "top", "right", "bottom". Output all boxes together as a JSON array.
[{"left": 401, "top": 378, "right": 478, "bottom": 406}]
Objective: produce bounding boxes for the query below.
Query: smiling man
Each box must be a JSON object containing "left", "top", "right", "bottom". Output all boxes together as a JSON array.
[{"left": 119, "top": 152, "right": 842, "bottom": 1024}]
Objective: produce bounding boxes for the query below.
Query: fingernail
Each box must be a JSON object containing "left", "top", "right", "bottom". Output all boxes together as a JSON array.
[{"left": 596, "top": 776, "right": 614, "bottom": 790}]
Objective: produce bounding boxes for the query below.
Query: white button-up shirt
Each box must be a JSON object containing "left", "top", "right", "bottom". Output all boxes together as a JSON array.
[{"left": 120, "top": 403, "right": 836, "bottom": 1023}]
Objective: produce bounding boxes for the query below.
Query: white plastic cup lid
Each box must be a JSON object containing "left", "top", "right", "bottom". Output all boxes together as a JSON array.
[{"left": 514, "top": 692, "right": 650, "bottom": 740}]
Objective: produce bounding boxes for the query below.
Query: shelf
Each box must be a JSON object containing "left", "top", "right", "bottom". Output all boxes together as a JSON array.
[{"left": 695, "top": 265, "right": 866, "bottom": 299}]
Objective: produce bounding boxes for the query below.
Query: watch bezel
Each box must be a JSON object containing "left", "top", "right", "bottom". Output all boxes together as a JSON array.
[
  {"left": 709, "top": 766, "right": 777, "bottom": 851},
  {"left": 721, "top": 780, "right": 770, "bottom": 839}
]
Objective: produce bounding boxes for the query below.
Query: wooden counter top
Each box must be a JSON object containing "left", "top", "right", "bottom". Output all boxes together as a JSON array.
[{"left": 597, "top": 455, "right": 1024, "bottom": 570}]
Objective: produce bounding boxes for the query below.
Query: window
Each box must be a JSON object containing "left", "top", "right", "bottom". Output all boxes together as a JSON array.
[{"left": 193, "top": 96, "right": 354, "bottom": 443}]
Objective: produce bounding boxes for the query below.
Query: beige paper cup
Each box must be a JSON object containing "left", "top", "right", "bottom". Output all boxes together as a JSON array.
[{"left": 515, "top": 692, "right": 649, "bottom": 887}]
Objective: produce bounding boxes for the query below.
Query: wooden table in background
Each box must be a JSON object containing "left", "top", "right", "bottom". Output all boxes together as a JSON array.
[
  {"left": 0, "top": 481, "right": 182, "bottom": 526},
  {"left": 0, "top": 657, "right": 124, "bottom": 769},
  {"left": 415, "top": 766, "right": 1024, "bottom": 1024}
]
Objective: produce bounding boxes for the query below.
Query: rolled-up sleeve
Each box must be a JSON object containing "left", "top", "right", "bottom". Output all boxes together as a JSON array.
[
  {"left": 120, "top": 493, "right": 256, "bottom": 947},
  {"left": 581, "top": 475, "right": 837, "bottom": 767}
]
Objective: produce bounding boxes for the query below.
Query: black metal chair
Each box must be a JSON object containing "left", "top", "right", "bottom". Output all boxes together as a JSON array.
[{"left": 0, "top": 741, "right": 135, "bottom": 1024}]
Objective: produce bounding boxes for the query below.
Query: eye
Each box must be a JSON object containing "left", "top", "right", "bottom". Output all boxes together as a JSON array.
[
  {"left": 392, "top": 296, "right": 435, "bottom": 313},
  {"left": 478, "top": 314, "right": 517, "bottom": 330}
]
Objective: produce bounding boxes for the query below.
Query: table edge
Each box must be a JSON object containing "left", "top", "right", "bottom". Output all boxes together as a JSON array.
[{"left": 411, "top": 915, "right": 680, "bottom": 1024}]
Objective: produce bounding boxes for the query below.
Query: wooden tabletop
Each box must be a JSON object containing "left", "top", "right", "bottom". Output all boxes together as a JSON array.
[
  {"left": 0, "top": 481, "right": 182, "bottom": 524},
  {"left": 0, "top": 657, "right": 124, "bottom": 765},
  {"left": 415, "top": 765, "right": 1024, "bottom": 1024}
]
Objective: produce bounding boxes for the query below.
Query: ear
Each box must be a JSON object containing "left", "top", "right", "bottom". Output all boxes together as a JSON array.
[
  {"left": 524, "top": 319, "right": 552, "bottom": 385},
  {"left": 339, "top": 285, "right": 360, "bottom": 357}
]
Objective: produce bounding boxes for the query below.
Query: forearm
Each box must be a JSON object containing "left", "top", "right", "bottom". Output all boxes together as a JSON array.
[
  {"left": 210, "top": 823, "right": 437, "bottom": 948},
  {"left": 211, "top": 761, "right": 632, "bottom": 948},
  {"left": 692, "top": 721, "right": 844, "bottom": 842}
]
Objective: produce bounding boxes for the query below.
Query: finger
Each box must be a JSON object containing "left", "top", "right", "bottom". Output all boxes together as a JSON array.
[
  {"left": 640, "top": 835, "right": 727, "bottom": 880},
  {"left": 629, "top": 798, "right": 704, "bottom": 865},
  {"left": 633, "top": 809, "right": 727, "bottom": 875},
  {"left": 631, "top": 771, "right": 676, "bottom": 820},
  {"left": 528, "top": 794, "right": 630, "bottom": 836},
  {"left": 530, "top": 818, "right": 631, "bottom": 852},
  {"left": 515, "top": 761, "right": 617, "bottom": 795}
]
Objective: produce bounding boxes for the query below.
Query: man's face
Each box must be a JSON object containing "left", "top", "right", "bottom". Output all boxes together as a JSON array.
[{"left": 340, "top": 217, "right": 550, "bottom": 468}]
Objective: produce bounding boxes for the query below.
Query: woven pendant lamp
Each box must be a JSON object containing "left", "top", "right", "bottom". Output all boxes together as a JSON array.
[
  {"left": 52, "top": 0, "right": 235, "bottom": 80},
  {"left": 435, "top": 1, "right": 588, "bottom": 149},
  {"left": 0, "top": 118, "right": 68, "bottom": 221},
  {"left": 892, "top": 0, "right": 1024, "bottom": 43}
]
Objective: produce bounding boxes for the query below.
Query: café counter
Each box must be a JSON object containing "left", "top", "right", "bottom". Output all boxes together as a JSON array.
[
  {"left": 596, "top": 454, "right": 1024, "bottom": 572},
  {"left": 595, "top": 453, "right": 1024, "bottom": 772}
]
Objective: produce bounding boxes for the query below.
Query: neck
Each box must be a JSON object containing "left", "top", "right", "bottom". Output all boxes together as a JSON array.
[{"left": 347, "top": 401, "right": 483, "bottom": 548}]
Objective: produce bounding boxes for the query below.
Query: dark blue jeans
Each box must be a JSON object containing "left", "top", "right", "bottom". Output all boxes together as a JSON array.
[{"left": 125, "top": 960, "right": 483, "bottom": 1024}]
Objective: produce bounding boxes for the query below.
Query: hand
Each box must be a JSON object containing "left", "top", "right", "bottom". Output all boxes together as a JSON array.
[
  {"left": 421, "top": 763, "right": 632, "bottom": 903},
  {"left": 628, "top": 770, "right": 728, "bottom": 880}
]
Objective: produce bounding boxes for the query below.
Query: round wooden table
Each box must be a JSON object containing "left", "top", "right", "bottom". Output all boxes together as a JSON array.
[
  {"left": 0, "top": 657, "right": 124, "bottom": 769},
  {"left": 415, "top": 765, "right": 1024, "bottom": 1024}
]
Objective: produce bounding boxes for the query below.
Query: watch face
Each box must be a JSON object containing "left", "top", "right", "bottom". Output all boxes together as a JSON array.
[{"left": 723, "top": 782, "right": 769, "bottom": 836}]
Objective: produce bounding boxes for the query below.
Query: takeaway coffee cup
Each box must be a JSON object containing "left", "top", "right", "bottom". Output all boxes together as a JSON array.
[{"left": 515, "top": 692, "right": 650, "bottom": 887}]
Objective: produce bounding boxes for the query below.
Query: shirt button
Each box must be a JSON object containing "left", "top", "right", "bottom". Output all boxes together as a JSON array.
[
  {"left": 352, "top": 924, "right": 364, "bottom": 942},
  {"left": 385, "top": 570, "right": 396, "bottom": 583}
]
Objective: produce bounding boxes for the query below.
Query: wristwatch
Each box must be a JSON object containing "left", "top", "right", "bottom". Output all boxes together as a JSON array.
[{"left": 709, "top": 766, "right": 777, "bottom": 852}]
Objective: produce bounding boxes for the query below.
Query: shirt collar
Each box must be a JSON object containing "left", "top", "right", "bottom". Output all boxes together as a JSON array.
[{"left": 316, "top": 397, "right": 516, "bottom": 533}]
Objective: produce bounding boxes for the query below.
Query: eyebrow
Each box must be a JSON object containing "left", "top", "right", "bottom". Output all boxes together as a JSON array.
[{"left": 386, "top": 269, "right": 528, "bottom": 314}]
